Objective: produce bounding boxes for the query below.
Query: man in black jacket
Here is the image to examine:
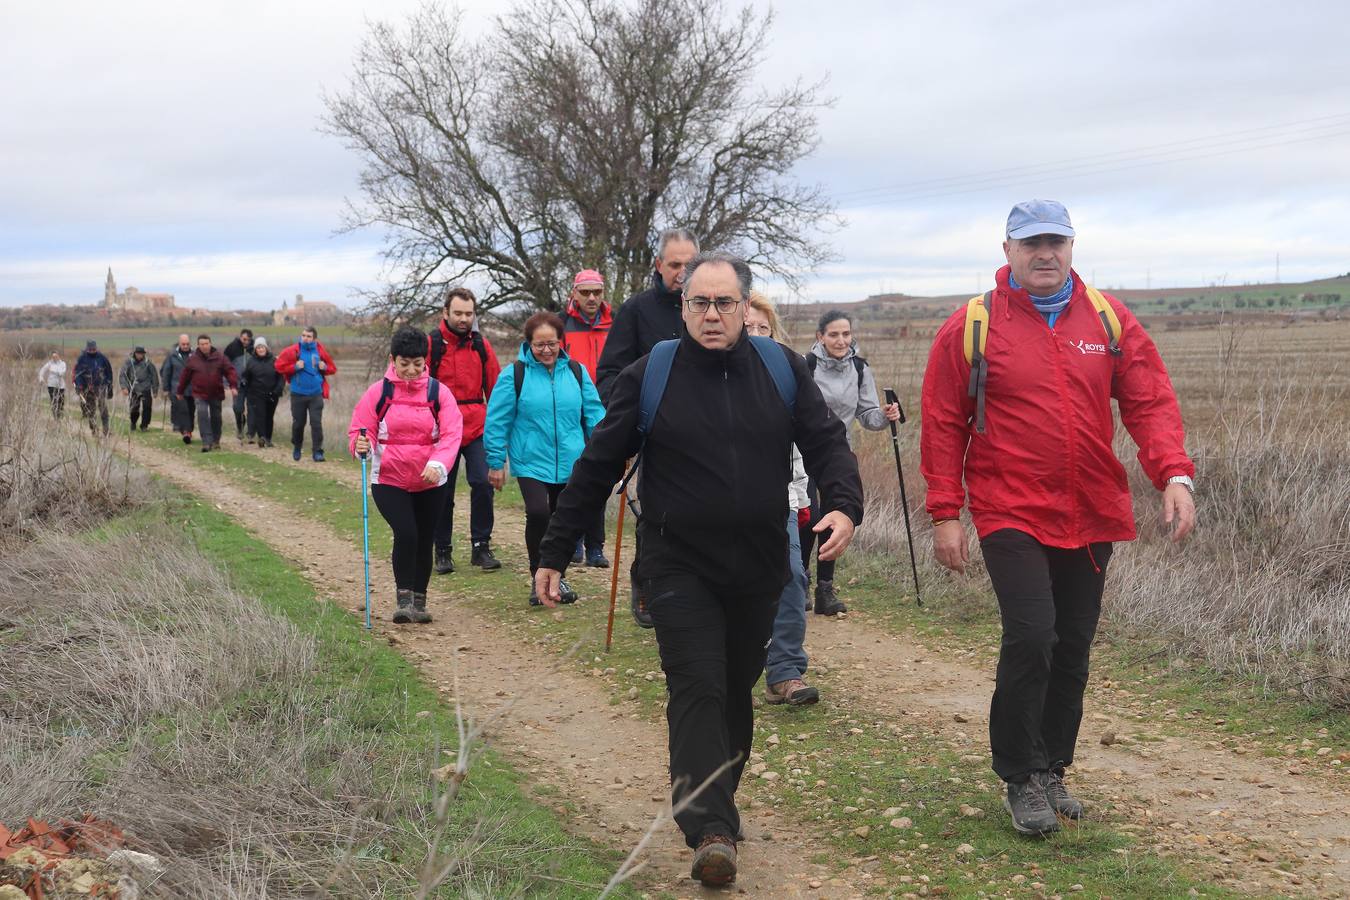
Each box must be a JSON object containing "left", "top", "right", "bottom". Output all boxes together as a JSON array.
[
  {"left": 596, "top": 226, "right": 700, "bottom": 626},
  {"left": 223, "top": 328, "right": 253, "bottom": 441},
  {"left": 535, "top": 251, "right": 863, "bottom": 888}
]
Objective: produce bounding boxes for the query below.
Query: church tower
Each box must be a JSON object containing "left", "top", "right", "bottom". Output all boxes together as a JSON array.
[{"left": 104, "top": 268, "right": 118, "bottom": 308}]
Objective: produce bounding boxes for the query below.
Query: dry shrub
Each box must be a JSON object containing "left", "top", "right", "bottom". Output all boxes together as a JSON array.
[
  {"left": 0, "top": 360, "right": 150, "bottom": 541},
  {"left": 0, "top": 529, "right": 404, "bottom": 897}
]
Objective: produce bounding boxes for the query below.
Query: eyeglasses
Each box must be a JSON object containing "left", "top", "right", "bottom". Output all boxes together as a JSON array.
[
  {"left": 684, "top": 295, "right": 742, "bottom": 315},
  {"left": 744, "top": 322, "right": 772, "bottom": 336},
  {"left": 576, "top": 288, "right": 603, "bottom": 298},
  {"left": 531, "top": 341, "right": 560, "bottom": 352}
]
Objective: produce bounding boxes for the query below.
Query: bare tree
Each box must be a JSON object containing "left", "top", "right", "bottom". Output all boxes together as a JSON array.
[{"left": 323, "top": 0, "right": 837, "bottom": 321}]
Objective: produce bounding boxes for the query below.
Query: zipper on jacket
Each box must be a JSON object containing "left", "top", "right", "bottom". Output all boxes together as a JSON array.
[{"left": 1047, "top": 318, "right": 1082, "bottom": 540}]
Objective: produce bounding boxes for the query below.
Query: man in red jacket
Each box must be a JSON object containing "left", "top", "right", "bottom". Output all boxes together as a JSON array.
[
  {"left": 176, "top": 334, "right": 239, "bottom": 453},
  {"left": 920, "top": 200, "right": 1196, "bottom": 837},
  {"left": 429, "top": 286, "right": 503, "bottom": 573},
  {"left": 561, "top": 269, "right": 613, "bottom": 567},
  {"left": 273, "top": 326, "right": 338, "bottom": 462}
]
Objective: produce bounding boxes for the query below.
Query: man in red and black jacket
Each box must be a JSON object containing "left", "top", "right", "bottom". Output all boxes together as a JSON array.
[
  {"left": 176, "top": 334, "right": 238, "bottom": 453},
  {"left": 428, "top": 286, "right": 503, "bottom": 573},
  {"left": 921, "top": 200, "right": 1197, "bottom": 838},
  {"left": 561, "top": 268, "right": 613, "bottom": 568}
]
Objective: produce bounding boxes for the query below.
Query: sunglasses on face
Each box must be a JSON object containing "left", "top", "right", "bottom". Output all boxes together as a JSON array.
[{"left": 576, "top": 288, "right": 603, "bottom": 298}]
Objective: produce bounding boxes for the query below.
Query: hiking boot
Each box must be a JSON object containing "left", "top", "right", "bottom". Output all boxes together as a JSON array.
[
  {"left": 392, "top": 589, "right": 415, "bottom": 624},
  {"left": 528, "top": 584, "right": 542, "bottom": 607},
  {"left": 312, "top": 450, "right": 325, "bottom": 462},
  {"left": 1004, "top": 771, "right": 1060, "bottom": 836},
  {"left": 630, "top": 574, "right": 654, "bottom": 629},
  {"left": 765, "top": 678, "right": 820, "bottom": 706},
  {"left": 572, "top": 542, "right": 584, "bottom": 565},
  {"left": 410, "top": 592, "right": 433, "bottom": 624},
  {"left": 434, "top": 547, "right": 455, "bottom": 575},
  {"left": 201, "top": 445, "right": 212, "bottom": 453},
  {"left": 183, "top": 433, "right": 192, "bottom": 444},
  {"left": 586, "top": 549, "right": 610, "bottom": 568},
  {"left": 471, "top": 542, "right": 501, "bottom": 571},
  {"left": 690, "top": 834, "right": 737, "bottom": 887},
  {"left": 813, "top": 579, "right": 847, "bottom": 616},
  {"left": 1046, "top": 768, "right": 1083, "bottom": 819},
  {"left": 559, "top": 579, "right": 578, "bottom": 604},
  {"left": 292, "top": 446, "right": 302, "bottom": 461}
]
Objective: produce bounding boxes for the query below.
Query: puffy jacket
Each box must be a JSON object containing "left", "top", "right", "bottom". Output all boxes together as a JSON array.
[
  {"left": 177, "top": 348, "right": 237, "bottom": 402},
  {"left": 347, "top": 365, "right": 464, "bottom": 492},
  {"left": 240, "top": 351, "right": 285, "bottom": 400},
  {"left": 429, "top": 321, "right": 501, "bottom": 443},
  {"left": 73, "top": 351, "right": 114, "bottom": 395},
  {"left": 119, "top": 356, "right": 159, "bottom": 396},
  {"left": 538, "top": 331, "right": 863, "bottom": 588},
  {"left": 274, "top": 341, "right": 336, "bottom": 398},
  {"left": 483, "top": 343, "right": 606, "bottom": 484},
  {"left": 38, "top": 359, "right": 67, "bottom": 389},
  {"left": 595, "top": 272, "right": 684, "bottom": 402},
  {"left": 920, "top": 265, "right": 1195, "bottom": 548},
  {"left": 160, "top": 348, "right": 193, "bottom": 399},
  {"left": 807, "top": 342, "right": 887, "bottom": 449},
  {"left": 561, "top": 299, "right": 612, "bottom": 382}
]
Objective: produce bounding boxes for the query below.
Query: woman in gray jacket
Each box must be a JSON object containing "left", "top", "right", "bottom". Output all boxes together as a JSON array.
[{"left": 801, "top": 309, "right": 900, "bottom": 615}]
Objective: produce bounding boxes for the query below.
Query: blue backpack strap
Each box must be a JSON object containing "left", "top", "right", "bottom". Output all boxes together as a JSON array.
[
  {"left": 748, "top": 336, "right": 797, "bottom": 412},
  {"left": 638, "top": 340, "right": 679, "bottom": 436},
  {"left": 513, "top": 360, "right": 525, "bottom": 402},
  {"left": 427, "top": 378, "right": 441, "bottom": 418}
]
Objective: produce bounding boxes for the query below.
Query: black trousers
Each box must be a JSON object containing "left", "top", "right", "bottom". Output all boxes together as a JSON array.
[
  {"left": 47, "top": 387, "right": 65, "bottom": 419},
  {"left": 798, "top": 477, "right": 836, "bottom": 582},
  {"left": 79, "top": 391, "right": 109, "bottom": 434},
  {"left": 434, "top": 436, "right": 494, "bottom": 551},
  {"left": 128, "top": 392, "right": 153, "bottom": 429},
  {"left": 371, "top": 483, "right": 448, "bottom": 593},
  {"left": 246, "top": 395, "right": 279, "bottom": 442},
  {"left": 233, "top": 389, "right": 247, "bottom": 435},
  {"left": 171, "top": 394, "right": 195, "bottom": 435},
  {"left": 981, "top": 528, "right": 1113, "bottom": 781},
  {"left": 647, "top": 573, "right": 779, "bottom": 848},
  {"left": 518, "top": 477, "right": 565, "bottom": 572},
  {"left": 290, "top": 394, "right": 324, "bottom": 452}
]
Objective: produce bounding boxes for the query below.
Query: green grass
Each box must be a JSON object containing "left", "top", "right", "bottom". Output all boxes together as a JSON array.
[
  {"left": 144, "top": 493, "right": 637, "bottom": 898},
  {"left": 128, "top": 429, "right": 1277, "bottom": 896}
]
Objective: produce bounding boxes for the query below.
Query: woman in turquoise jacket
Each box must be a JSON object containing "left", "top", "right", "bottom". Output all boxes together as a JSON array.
[{"left": 485, "top": 311, "right": 606, "bottom": 606}]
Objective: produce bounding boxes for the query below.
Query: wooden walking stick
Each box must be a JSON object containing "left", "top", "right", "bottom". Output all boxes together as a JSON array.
[{"left": 605, "top": 467, "right": 631, "bottom": 652}]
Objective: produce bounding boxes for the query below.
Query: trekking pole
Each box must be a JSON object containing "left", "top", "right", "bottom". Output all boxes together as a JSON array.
[
  {"left": 358, "top": 427, "right": 372, "bottom": 630},
  {"left": 884, "top": 389, "right": 923, "bottom": 606},
  {"left": 605, "top": 465, "right": 630, "bottom": 652}
]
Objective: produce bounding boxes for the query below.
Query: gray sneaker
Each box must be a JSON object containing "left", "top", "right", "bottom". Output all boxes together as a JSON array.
[
  {"left": 1045, "top": 768, "right": 1083, "bottom": 819},
  {"left": 410, "top": 591, "right": 433, "bottom": 624},
  {"left": 392, "top": 589, "right": 415, "bottom": 624},
  {"left": 1004, "top": 771, "right": 1060, "bottom": 836}
]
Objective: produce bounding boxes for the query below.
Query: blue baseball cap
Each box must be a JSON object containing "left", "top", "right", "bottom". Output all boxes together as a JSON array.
[{"left": 1006, "top": 199, "right": 1075, "bottom": 240}]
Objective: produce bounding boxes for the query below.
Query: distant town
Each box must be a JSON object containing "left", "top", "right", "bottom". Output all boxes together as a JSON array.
[{"left": 1, "top": 269, "right": 351, "bottom": 330}]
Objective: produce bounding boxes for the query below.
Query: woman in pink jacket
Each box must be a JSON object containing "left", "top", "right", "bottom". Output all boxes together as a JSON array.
[{"left": 349, "top": 327, "right": 464, "bottom": 624}]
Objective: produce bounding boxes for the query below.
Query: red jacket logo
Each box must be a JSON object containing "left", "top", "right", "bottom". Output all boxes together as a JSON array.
[{"left": 1070, "top": 339, "right": 1106, "bottom": 355}]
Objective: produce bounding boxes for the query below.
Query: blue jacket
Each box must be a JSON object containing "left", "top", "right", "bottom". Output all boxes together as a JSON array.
[
  {"left": 290, "top": 341, "right": 325, "bottom": 396},
  {"left": 73, "top": 351, "right": 114, "bottom": 394},
  {"left": 484, "top": 343, "right": 606, "bottom": 484}
]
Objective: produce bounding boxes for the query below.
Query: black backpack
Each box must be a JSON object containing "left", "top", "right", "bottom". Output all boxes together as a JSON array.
[
  {"left": 806, "top": 352, "right": 867, "bottom": 390},
  {"left": 513, "top": 359, "right": 588, "bottom": 432},
  {"left": 429, "top": 329, "right": 491, "bottom": 404},
  {"left": 374, "top": 377, "right": 442, "bottom": 424}
]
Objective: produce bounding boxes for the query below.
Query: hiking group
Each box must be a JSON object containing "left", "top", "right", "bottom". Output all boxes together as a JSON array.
[
  {"left": 340, "top": 200, "right": 1196, "bottom": 887},
  {"left": 43, "top": 199, "right": 1197, "bottom": 887}
]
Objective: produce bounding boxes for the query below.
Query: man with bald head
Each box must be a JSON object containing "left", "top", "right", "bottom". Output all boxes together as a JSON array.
[{"left": 161, "top": 334, "right": 196, "bottom": 442}]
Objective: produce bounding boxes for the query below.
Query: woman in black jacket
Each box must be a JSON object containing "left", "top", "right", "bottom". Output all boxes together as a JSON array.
[{"left": 240, "top": 337, "right": 285, "bottom": 446}]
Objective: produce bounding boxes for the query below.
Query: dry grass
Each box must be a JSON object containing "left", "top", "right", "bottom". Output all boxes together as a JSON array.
[{"left": 843, "top": 318, "right": 1350, "bottom": 707}]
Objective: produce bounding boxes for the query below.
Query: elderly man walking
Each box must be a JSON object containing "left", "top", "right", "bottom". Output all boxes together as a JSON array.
[
  {"left": 535, "top": 251, "right": 863, "bottom": 886},
  {"left": 119, "top": 345, "right": 159, "bottom": 431},
  {"left": 160, "top": 334, "right": 196, "bottom": 443},
  {"left": 920, "top": 200, "right": 1196, "bottom": 836},
  {"left": 595, "top": 227, "right": 700, "bottom": 626}
]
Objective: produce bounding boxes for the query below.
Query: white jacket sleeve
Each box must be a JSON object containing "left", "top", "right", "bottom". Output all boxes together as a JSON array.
[{"left": 787, "top": 443, "right": 809, "bottom": 512}]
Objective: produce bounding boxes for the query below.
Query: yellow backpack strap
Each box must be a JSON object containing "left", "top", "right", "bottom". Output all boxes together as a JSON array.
[
  {"left": 962, "top": 292, "right": 992, "bottom": 433},
  {"left": 1085, "top": 285, "right": 1123, "bottom": 356}
]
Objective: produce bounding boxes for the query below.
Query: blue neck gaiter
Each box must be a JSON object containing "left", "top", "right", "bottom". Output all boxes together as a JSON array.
[{"left": 1009, "top": 272, "right": 1074, "bottom": 328}]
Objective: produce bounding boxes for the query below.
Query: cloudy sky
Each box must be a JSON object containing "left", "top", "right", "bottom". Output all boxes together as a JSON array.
[{"left": 3, "top": 0, "right": 1347, "bottom": 310}]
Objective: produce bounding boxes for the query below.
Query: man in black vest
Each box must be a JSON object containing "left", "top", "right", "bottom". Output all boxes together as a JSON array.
[{"left": 534, "top": 251, "right": 863, "bottom": 888}]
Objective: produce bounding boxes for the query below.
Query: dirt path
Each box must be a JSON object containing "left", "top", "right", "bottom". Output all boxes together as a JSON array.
[
  {"left": 132, "top": 440, "right": 865, "bottom": 898},
  {"left": 139, "top": 439, "right": 1349, "bottom": 897}
]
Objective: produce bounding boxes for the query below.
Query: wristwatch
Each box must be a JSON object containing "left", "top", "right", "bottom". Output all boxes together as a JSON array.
[{"left": 1166, "top": 475, "right": 1194, "bottom": 493}]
